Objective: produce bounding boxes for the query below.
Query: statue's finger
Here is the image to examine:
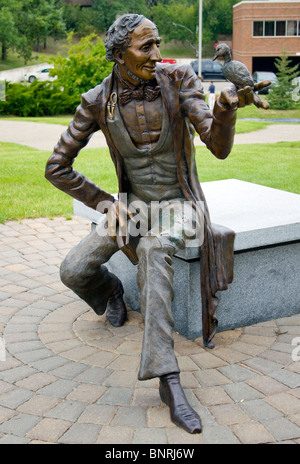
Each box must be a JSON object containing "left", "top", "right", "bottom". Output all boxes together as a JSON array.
[{"left": 254, "top": 80, "right": 271, "bottom": 91}]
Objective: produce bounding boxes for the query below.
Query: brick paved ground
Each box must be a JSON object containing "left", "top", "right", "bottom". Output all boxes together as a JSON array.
[{"left": 0, "top": 216, "right": 299, "bottom": 444}]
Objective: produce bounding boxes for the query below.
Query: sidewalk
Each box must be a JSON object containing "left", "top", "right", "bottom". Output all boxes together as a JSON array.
[
  {"left": 0, "top": 216, "right": 299, "bottom": 444},
  {"left": 0, "top": 120, "right": 300, "bottom": 152}
]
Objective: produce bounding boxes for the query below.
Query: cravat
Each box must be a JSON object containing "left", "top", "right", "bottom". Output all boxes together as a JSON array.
[{"left": 119, "top": 85, "right": 161, "bottom": 105}]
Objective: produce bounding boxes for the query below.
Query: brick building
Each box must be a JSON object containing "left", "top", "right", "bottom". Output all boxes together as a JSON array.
[{"left": 232, "top": 0, "right": 300, "bottom": 74}]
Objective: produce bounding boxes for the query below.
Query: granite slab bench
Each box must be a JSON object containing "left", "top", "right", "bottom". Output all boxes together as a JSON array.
[{"left": 73, "top": 179, "right": 300, "bottom": 339}]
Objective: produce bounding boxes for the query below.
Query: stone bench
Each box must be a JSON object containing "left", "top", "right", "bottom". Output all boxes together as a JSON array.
[{"left": 73, "top": 179, "right": 300, "bottom": 339}]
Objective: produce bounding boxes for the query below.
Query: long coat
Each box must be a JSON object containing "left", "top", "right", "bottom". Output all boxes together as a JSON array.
[{"left": 45, "top": 63, "right": 237, "bottom": 348}]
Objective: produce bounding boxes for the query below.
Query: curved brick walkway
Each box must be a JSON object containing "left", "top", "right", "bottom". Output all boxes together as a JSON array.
[{"left": 0, "top": 217, "right": 299, "bottom": 444}]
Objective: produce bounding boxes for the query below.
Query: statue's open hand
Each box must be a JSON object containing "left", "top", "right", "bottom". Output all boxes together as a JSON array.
[{"left": 219, "top": 80, "right": 271, "bottom": 110}]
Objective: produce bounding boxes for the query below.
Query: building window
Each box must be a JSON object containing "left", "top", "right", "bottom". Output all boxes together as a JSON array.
[
  {"left": 253, "top": 20, "right": 300, "bottom": 37},
  {"left": 265, "top": 21, "right": 275, "bottom": 36},
  {"left": 253, "top": 21, "right": 263, "bottom": 36},
  {"left": 276, "top": 21, "right": 286, "bottom": 36},
  {"left": 287, "top": 20, "right": 298, "bottom": 36}
]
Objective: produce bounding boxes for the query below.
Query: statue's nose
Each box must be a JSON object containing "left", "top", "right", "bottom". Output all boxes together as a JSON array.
[{"left": 151, "top": 45, "right": 162, "bottom": 62}]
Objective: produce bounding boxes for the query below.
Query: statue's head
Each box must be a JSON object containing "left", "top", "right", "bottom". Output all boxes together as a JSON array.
[{"left": 105, "top": 14, "right": 162, "bottom": 85}]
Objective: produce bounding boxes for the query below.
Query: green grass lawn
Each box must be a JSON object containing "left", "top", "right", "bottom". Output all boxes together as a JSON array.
[{"left": 0, "top": 140, "right": 299, "bottom": 224}]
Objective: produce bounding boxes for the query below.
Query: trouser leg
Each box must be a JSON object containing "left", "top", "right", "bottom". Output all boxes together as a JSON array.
[
  {"left": 60, "top": 223, "right": 119, "bottom": 315},
  {"left": 137, "top": 235, "right": 180, "bottom": 380}
]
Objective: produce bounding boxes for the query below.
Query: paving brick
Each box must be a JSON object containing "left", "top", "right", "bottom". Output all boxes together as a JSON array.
[
  {"left": 243, "top": 357, "right": 285, "bottom": 375},
  {"left": 45, "top": 400, "right": 87, "bottom": 422},
  {"left": 96, "top": 425, "right": 134, "bottom": 444},
  {"left": 246, "top": 375, "right": 288, "bottom": 396},
  {"left": 263, "top": 418, "right": 300, "bottom": 442},
  {"left": 224, "top": 382, "right": 264, "bottom": 402},
  {"left": 0, "top": 435, "right": 31, "bottom": 444},
  {"left": 0, "top": 366, "right": 37, "bottom": 383},
  {"left": 15, "top": 372, "right": 58, "bottom": 392},
  {"left": 38, "top": 379, "right": 78, "bottom": 399},
  {"left": 49, "top": 361, "right": 89, "bottom": 381},
  {"left": 26, "top": 418, "right": 72, "bottom": 443},
  {"left": 202, "top": 425, "right": 241, "bottom": 444},
  {"left": 74, "top": 366, "right": 112, "bottom": 385},
  {"left": 240, "top": 399, "right": 283, "bottom": 421},
  {"left": 132, "top": 388, "right": 161, "bottom": 407},
  {"left": 77, "top": 404, "right": 117, "bottom": 425},
  {"left": 133, "top": 427, "right": 168, "bottom": 444},
  {"left": 166, "top": 427, "right": 206, "bottom": 444},
  {"left": 31, "top": 356, "right": 70, "bottom": 373},
  {"left": 0, "top": 388, "right": 35, "bottom": 409},
  {"left": 269, "top": 369, "right": 300, "bottom": 388},
  {"left": 111, "top": 406, "right": 147, "bottom": 428},
  {"left": 17, "top": 394, "right": 60, "bottom": 416},
  {"left": 264, "top": 392, "right": 300, "bottom": 415},
  {"left": 194, "top": 386, "right": 233, "bottom": 407},
  {"left": 191, "top": 352, "right": 228, "bottom": 369},
  {"left": 67, "top": 384, "right": 106, "bottom": 404},
  {"left": 97, "top": 387, "right": 133, "bottom": 406},
  {"left": 218, "top": 364, "right": 258, "bottom": 382},
  {"left": 0, "top": 405, "right": 16, "bottom": 424},
  {"left": 58, "top": 423, "right": 101, "bottom": 444},
  {"left": 103, "top": 369, "right": 138, "bottom": 388},
  {"left": 209, "top": 403, "right": 251, "bottom": 426},
  {"left": 0, "top": 413, "right": 41, "bottom": 436},
  {"left": 230, "top": 422, "right": 275, "bottom": 444}
]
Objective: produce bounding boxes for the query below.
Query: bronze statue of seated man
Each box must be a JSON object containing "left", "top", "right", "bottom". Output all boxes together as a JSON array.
[{"left": 45, "top": 14, "right": 270, "bottom": 434}]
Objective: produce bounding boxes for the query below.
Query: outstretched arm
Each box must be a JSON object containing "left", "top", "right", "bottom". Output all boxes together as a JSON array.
[{"left": 179, "top": 67, "right": 237, "bottom": 160}]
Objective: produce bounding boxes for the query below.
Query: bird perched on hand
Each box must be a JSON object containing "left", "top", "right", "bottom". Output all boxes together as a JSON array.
[
  {"left": 212, "top": 42, "right": 270, "bottom": 109},
  {"left": 213, "top": 43, "right": 254, "bottom": 90}
]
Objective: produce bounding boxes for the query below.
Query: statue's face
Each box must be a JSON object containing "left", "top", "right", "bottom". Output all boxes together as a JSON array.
[{"left": 119, "top": 19, "right": 162, "bottom": 83}]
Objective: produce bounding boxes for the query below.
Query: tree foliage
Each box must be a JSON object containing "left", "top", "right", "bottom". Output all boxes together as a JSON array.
[
  {"left": 0, "top": 0, "right": 66, "bottom": 62},
  {"left": 48, "top": 32, "right": 113, "bottom": 96},
  {"left": 267, "top": 52, "right": 300, "bottom": 110}
]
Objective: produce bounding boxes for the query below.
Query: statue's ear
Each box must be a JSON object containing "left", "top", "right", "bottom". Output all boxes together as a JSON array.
[{"left": 113, "top": 50, "right": 125, "bottom": 65}]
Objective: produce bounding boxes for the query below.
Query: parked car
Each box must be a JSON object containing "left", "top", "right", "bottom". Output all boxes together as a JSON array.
[
  {"left": 190, "top": 60, "right": 226, "bottom": 80},
  {"left": 161, "top": 59, "right": 177, "bottom": 64},
  {"left": 252, "top": 71, "right": 278, "bottom": 94},
  {"left": 24, "top": 66, "right": 55, "bottom": 84}
]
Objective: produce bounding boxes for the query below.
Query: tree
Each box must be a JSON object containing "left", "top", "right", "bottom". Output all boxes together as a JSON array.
[
  {"left": 151, "top": 0, "right": 237, "bottom": 51},
  {"left": 268, "top": 52, "right": 300, "bottom": 110},
  {"left": 48, "top": 32, "right": 113, "bottom": 97},
  {"left": 18, "top": 0, "right": 66, "bottom": 54},
  {"left": 91, "top": 0, "right": 148, "bottom": 32},
  {"left": 0, "top": 0, "right": 22, "bottom": 61}
]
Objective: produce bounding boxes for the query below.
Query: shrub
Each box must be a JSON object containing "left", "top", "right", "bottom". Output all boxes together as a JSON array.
[
  {"left": 0, "top": 33, "right": 113, "bottom": 116},
  {"left": 0, "top": 80, "right": 79, "bottom": 116}
]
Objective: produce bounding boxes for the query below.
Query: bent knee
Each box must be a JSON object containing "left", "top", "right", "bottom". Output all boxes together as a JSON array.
[
  {"left": 60, "top": 255, "right": 82, "bottom": 289},
  {"left": 137, "top": 235, "right": 176, "bottom": 258}
]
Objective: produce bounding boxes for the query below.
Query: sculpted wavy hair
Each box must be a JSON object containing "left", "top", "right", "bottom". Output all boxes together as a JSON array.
[{"left": 105, "top": 14, "right": 146, "bottom": 62}]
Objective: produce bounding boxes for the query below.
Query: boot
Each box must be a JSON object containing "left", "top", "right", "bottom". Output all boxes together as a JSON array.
[
  {"left": 159, "top": 373, "right": 202, "bottom": 434},
  {"left": 106, "top": 281, "right": 127, "bottom": 328}
]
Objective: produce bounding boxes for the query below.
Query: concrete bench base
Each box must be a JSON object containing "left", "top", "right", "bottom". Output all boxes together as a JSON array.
[
  {"left": 106, "top": 241, "right": 299, "bottom": 339},
  {"left": 74, "top": 179, "right": 300, "bottom": 339}
]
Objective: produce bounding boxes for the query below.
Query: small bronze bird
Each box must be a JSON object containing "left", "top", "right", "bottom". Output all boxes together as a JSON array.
[{"left": 213, "top": 43, "right": 254, "bottom": 90}]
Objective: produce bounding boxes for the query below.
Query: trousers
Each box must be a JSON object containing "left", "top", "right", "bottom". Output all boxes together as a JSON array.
[{"left": 60, "top": 199, "right": 203, "bottom": 380}]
